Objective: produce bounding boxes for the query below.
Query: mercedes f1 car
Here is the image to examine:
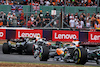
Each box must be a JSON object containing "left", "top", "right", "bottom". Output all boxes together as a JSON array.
[{"left": 2, "top": 37, "right": 36, "bottom": 55}]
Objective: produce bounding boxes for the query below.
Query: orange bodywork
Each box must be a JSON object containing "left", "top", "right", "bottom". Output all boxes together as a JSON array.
[{"left": 56, "top": 48, "right": 64, "bottom": 55}]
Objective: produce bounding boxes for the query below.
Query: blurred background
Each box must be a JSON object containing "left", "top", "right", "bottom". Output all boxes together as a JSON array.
[{"left": 0, "top": 0, "right": 100, "bottom": 31}]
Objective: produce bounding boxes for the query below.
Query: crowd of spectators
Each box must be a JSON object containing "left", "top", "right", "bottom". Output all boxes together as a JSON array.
[
  {"left": 0, "top": 10, "right": 100, "bottom": 29},
  {"left": 0, "top": 0, "right": 99, "bottom": 7},
  {"left": 64, "top": 12, "right": 100, "bottom": 29}
]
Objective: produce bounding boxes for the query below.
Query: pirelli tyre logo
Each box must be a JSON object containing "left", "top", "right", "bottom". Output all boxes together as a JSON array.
[{"left": 52, "top": 30, "right": 79, "bottom": 42}]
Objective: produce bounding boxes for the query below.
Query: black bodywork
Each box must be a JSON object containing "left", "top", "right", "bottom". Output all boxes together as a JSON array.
[{"left": 2, "top": 37, "right": 36, "bottom": 55}]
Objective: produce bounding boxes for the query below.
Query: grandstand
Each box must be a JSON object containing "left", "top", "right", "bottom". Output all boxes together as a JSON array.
[{"left": 0, "top": 0, "right": 100, "bottom": 31}]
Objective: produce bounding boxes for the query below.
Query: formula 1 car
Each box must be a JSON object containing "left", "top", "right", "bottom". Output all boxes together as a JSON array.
[
  {"left": 32, "top": 37, "right": 51, "bottom": 61},
  {"left": 34, "top": 39, "right": 100, "bottom": 65},
  {"left": 2, "top": 37, "right": 36, "bottom": 55},
  {"left": 63, "top": 43, "right": 100, "bottom": 65}
]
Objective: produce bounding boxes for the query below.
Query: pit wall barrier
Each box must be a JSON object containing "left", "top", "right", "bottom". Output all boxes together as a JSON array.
[{"left": 0, "top": 29, "right": 100, "bottom": 43}]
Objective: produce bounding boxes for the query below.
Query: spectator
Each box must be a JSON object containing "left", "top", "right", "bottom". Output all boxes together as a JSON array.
[
  {"left": 74, "top": 12, "right": 79, "bottom": 19},
  {"left": 45, "top": 0, "right": 50, "bottom": 6},
  {"left": 96, "top": 12, "right": 100, "bottom": 19},
  {"left": 0, "top": 11, "right": 5, "bottom": 22},
  {"left": 12, "top": 13, "right": 17, "bottom": 27},
  {"left": 97, "top": 17, "right": 100, "bottom": 24},
  {"left": 34, "top": 11, "right": 38, "bottom": 19},
  {"left": 69, "top": 17, "right": 75, "bottom": 27},
  {"left": 5, "top": 0, "right": 9, "bottom": 5},
  {"left": 30, "top": 14, "right": 35, "bottom": 22},
  {"left": 94, "top": 20, "right": 100, "bottom": 29},
  {"left": 80, "top": 19, "right": 84, "bottom": 27},
  {"left": 86, "top": 20, "right": 91, "bottom": 28},
  {"left": 79, "top": 14, "right": 85, "bottom": 23},
  {"left": 41, "top": 18, "right": 46, "bottom": 27},
  {"left": 0, "top": 2, "right": 2, "bottom": 5},
  {"left": 70, "top": 14, "right": 74, "bottom": 20},
  {"left": 27, "top": 19, "right": 33, "bottom": 28},
  {"left": 64, "top": 14, "right": 68, "bottom": 27},
  {"left": 75, "top": 17, "right": 79, "bottom": 27},
  {"left": 21, "top": 10, "right": 24, "bottom": 16},
  {"left": 9, "top": 0, "right": 13, "bottom": 5},
  {"left": 3, "top": 13, "right": 7, "bottom": 26},
  {"left": 40, "top": 0, "right": 44, "bottom": 5},
  {"left": 45, "top": 11, "right": 52, "bottom": 26},
  {"left": 20, "top": 12, "right": 24, "bottom": 24},
  {"left": 86, "top": 13, "right": 91, "bottom": 22},
  {"left": 91, "top": 14, "right": 96, "bottom": 28},
  {"left": 13, "top": 1, "right": 18, "bottom": 5},
  {"left": 0, "top": 19, "right": 3, "bottom": 27},
  {"left": 32, "top": 19, "right": 36, "bottom": 27},
  {"left": 0, "top": 11, "right": 7, "bottom": 26},
  {"left": 39, "top": 10, "right": 44, "bottom": 21},
  {"left": 36, "top": 15, "right": 41, "bottom": 27},
  {"left": 77, "top": 22, "right": 82, "bottom": 29},
  {"left": 51, "top": 0, "right": 56, "bottom": 6},
  {"left": 7, "top": 12, "right": 13, "bottom": 27}
]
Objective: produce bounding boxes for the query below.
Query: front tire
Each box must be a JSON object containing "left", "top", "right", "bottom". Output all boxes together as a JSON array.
[
  {"left": 39, "top": 46, "right": 49, "bottom": 61},
  {"left": 73, "top": 48, "right": 87, "bottom": 65}
]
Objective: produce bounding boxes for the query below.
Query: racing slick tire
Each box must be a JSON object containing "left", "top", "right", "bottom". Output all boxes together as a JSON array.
[
  {"left": 39, "top": 46, "right": 49, "bottom": 61},
  {"left": 2, "top": 43, "right": 10, "bottom": 54},
  {"left": 26, "top": 44, "right": 34, "bottom": 55},
  {"left": 73, "top": 48, "right": 87, "bottom": 65}
]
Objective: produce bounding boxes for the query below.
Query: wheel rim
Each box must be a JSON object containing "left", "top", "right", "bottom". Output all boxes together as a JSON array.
[{"left": 74, "top": 51, "right": 79, "bottom": 61}]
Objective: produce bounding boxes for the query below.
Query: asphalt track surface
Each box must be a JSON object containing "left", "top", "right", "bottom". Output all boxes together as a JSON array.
[{"left": 0, "top": 45, "right": 100, "bottom": 66}]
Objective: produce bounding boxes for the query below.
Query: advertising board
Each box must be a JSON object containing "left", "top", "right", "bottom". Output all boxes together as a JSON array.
[
  {"left": 0, "top": 29, "right": 6, "bottom": 39},
  {"left": 52, "top": 30, "right": 79, "bottom": 42},
  {"left": 88, "top": 32, "right": 100, "bottom": 43},
  {"left": 16, "top": 29, "right": 43, "bottom": 39}
]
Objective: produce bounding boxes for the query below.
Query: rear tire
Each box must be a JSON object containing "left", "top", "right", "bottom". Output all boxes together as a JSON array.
[
  {"left": 73, "top": 48, "right": 87, "bottom": 65},
  {"left": 39, "top": 46, "right": 49, "bottom": 61},
  {"left": 2, "top": 43, "right": 10, "bottom": 54}
]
